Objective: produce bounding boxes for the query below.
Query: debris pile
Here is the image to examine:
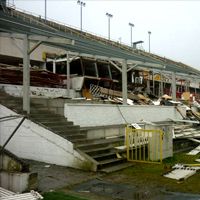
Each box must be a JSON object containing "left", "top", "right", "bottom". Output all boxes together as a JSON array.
[{"left": 0, "top": 64, "right": 66, "bottom": 88}]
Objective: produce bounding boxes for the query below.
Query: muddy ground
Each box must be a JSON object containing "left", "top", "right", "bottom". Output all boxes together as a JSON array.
[{"left": 27, "top": 160, "right": 200, "bottom": 200}]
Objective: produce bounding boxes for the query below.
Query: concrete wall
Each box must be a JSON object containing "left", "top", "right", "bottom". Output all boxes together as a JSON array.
[
  {"left": 83, "top": 125, "right": 125, "bottom": 140},
  {"left": 0, "top": 104, "right": 88, "bottom": 169},
  {"left": 0, "top": 154, "right": 23, "bottom": 172},
  {"left": 0, "top": 171, "right": 37, "bottom": 193},
  {"left": 0, "top": 37, "right": 66, "bottom": 62},
  {"left": 64, "top": 104, "right": 183, "bottom": 127}
]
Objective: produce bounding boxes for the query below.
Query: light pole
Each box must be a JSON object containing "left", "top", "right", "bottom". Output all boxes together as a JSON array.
[
  {"left": 129, "top": 22, "right": 134, "bottom": 47},
  {"left": 77, "top": 0, "right": 86, "bottom": 31},
  {"left": 45, "top": 0, "right": 47, "bottom": 20},
  {"left": 106, "top": 12, "right": 113, "bottom": 40},
  {"left": 148, "top": 31, "right": 151, "bottom": 53}
]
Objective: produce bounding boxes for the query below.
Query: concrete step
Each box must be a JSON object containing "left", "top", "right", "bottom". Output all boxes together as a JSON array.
[
  {"left": 98, "top": 158, "right": 123, "bottom": 166},
  {"left": 41, "top": 121, "right": 74, "bottom": 126},
  {"left": 30, "top": 117, "right": 68, "bottom": 122},
  {"left": 100, "top": 162, "right": 134, "bottom": 173},
  {"left": 47, "top": 125, "right": 80, "bottom": 132},
  {"left": 92, "top": 151, "right": 117, "bottom": 160},
  {"left": 76, "top": 137, "right": 124, "bottom": 149},
  {"left": 62, "top": 133, "right": 87, "bottom": 140},
  {"left": 97, "top": 158, "right": 125, "bottom": 170},
  {"left": 83, "top": 146, "right": 113, "bottom": 155},
  {"left": 77, "top": 137, "right": 124, "bottom": 151},
  {"left": 54, "top": 128, "right": 81, "bottom": 134},
  {"left": 30, "top": 113, "right": 62, "bottom": 118}
]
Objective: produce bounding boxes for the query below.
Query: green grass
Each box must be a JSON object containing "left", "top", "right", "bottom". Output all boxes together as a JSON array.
[
  {"left": 163, "top": 153, "right": 200, "bottom": 165},
  {"left": 119, "top": 152, "right": 200, "bottom": 194},
  {"left": 43, "top": 192, "right": 88, "bottom": 200}
]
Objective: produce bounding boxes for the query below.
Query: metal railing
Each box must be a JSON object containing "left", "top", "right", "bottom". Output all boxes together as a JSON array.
[
  {"left": 5, "top": 3, "right": 144, "bottom": 54},
  {"left": 126, "top": 127, "right": 163, "bottom": 164}
]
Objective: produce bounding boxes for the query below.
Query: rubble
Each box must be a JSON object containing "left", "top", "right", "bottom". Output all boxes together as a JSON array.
[
  {"left": 163, "top": 164, "right": 200, "bottom": 180},
  {"left": 0, "top": 64, "right": 66, "bottom": 88}
]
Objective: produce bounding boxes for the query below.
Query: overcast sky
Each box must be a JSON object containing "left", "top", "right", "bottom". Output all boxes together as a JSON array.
[{"left": 9, "top": 0, "right": 200, "bottom": 70}]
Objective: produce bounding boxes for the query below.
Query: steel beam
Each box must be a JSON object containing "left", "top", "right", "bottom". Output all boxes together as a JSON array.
[
  {"left": 0, "top": 32, "right": 74, "bottom": 45},
  {"left": 109, "top": 60, "right": 122, "bottom": 72}
]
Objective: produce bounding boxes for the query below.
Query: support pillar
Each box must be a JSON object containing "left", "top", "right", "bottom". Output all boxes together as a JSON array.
[
  {"left": 171, "top": 72, "right": 176, "bottom": 101},
  {"left": 53, "top": 60, "right": 56, "bottom": 73},
  {"left": 152, "top": 71, "right": 155, "bottom": 96},
  {"left": 23, "top": 35, "right": 30, "bottom": 114},
  {"left": 160, "top": 72, "right": 163, "bottom": 96},
  {"left": 66, "top": 53, "right": 70, "bottom": 97},
  {"left": 122, "top": 60, "right": 127, "bottom": 105}
]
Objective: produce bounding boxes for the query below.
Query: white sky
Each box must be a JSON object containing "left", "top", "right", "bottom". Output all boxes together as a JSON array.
[{"left": 10, "top": 0, "right": 200, "bottom": 70}]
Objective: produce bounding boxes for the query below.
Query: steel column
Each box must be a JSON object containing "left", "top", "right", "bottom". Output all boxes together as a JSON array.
[
  {"left": 171, "top": 72, "right": 176, "bottom": 101},
  {"left": 66, "top": 53, "right": 70, "bottom": 97},
  {"left": 23, "top": 35, "right": 30, "bottom": 114},
  {"left": 152, "top": 71, "right": 155, "bottom": 96},
  {"left": 160, "top": 72, "right": 164, "bottom": 96},
  {"left": 53, "top": 60, "right": 56, "bottom": 73},
  {"left": 122, "top": 60, "right": 127, "bottom": 105}
]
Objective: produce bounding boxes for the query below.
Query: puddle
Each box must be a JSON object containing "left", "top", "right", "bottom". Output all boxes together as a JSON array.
[{"left": 74, "top": 179, "right": 200, "bottom": 200}]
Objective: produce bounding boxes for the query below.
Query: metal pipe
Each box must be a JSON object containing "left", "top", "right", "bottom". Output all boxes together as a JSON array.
[{"left": 0, "top": 117, "right": 26, "bottom": 154}]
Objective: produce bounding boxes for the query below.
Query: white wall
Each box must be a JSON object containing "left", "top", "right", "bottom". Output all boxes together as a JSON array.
[
  {"left": 0, "top": 105, "right": 86, "bottom": 169},
  {"left": 64, "top": 104, "right": 183, "bottom": 127},
  {"left": 0, "top": 37, "right": 66, "bottom": 62},
  {"left": 0, "top": 172, "right": 31, "bottom": 193}
]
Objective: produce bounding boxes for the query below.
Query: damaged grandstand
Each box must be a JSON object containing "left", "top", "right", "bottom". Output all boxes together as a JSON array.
[{"left": 0, "top": 0, "right": 200, "bottom": 191}]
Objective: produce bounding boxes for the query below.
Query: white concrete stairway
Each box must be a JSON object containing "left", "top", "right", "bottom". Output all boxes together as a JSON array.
[{"left": 0, "top": 90, "right": 133, "bottom": 172}]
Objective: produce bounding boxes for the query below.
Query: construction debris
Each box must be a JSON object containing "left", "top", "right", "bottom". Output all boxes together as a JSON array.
[
  {"left": 163, "top": 164, "right": 200, "bottom": 181},
  {"left": 0, "top": 64, "right": 66, "bottom": 88},
  {"left": 187, "top": 145, "right": 200, "bottom": 155},
  {"left": 0, "top": 187, "right": 43, "bottom": 200}
]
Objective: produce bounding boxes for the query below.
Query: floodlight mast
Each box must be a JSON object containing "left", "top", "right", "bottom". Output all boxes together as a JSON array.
[
  {"left": 77, "top": 0, "right": 86, "bottom": 31},
  {"left": 106, "top": 12, "right": 113, "bottom": 40},
  {"left": 148, "top": 31, "right": 151, "bottom": 53},
  {"left": 129, "top": 22, "right": 134, "bottom": 47}
]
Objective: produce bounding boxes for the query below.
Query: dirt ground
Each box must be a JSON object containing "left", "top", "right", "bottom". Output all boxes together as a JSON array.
[{"left": 27, "top": 159, "right": 200, "bottom": 200}]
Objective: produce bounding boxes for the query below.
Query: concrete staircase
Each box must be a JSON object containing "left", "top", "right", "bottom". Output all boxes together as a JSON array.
[{"left": 0, "top": 91, "right": 132, "bottom": 172}]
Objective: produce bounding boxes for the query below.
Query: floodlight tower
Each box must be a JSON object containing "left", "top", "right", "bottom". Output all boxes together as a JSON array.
[
  {"left": 106, "top": 12, "right": 113, "bottom": 40},
  {"left": 148, "top": 31, "right": 151, "bottom": 53},
  {"left": 129, "top": 22, "right": 134, "bottom": 47},
  {"left": 77, "top": 0, "right": 86, "bottom": 31}
]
